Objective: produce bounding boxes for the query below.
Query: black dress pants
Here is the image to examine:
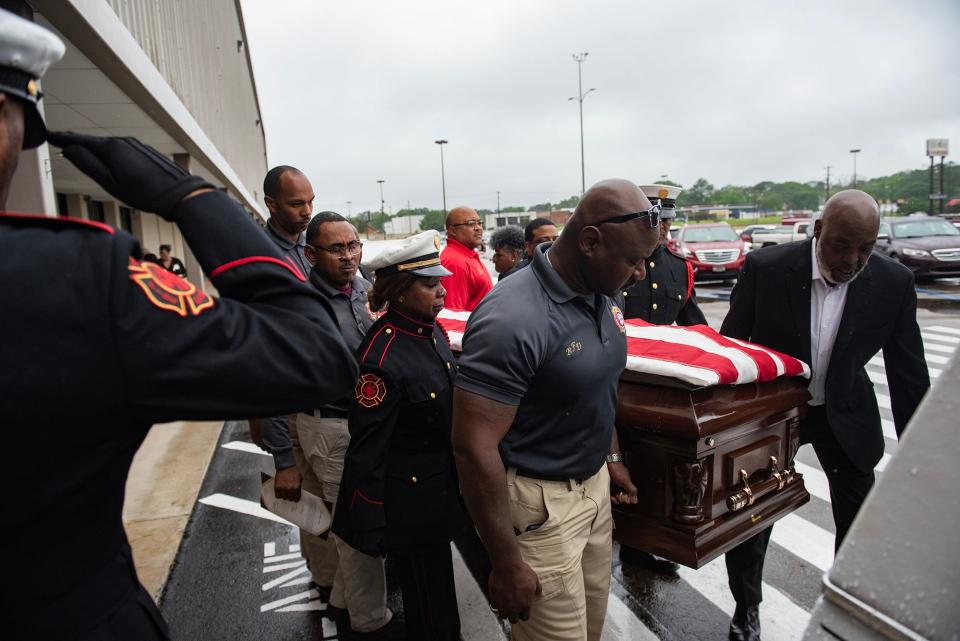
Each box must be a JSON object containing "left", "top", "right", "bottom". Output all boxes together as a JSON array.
[
  {"left": 725, "top": 405, "right": 877, "bottom": 608},
  {"left": 392, "top": 542, "right": 461, "bottom": 641}
]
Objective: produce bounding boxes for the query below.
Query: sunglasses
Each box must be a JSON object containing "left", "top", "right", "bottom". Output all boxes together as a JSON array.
[{"left": 596, "top": 203, "right": 662, "bottom": 229}]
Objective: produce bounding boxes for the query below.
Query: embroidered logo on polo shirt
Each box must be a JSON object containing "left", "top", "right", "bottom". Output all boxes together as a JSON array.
[
  {"left": 128, "top": 258, "right": 214, "bottom": 317},
  {"left": 564, "top": 340, "right": 583, "bottom": 357},
  {"left": 610, "top": 305, "right": 626, "bottom": 334},
  {"left": 356, "top": 373, "right": 387, "bottom": 408}
]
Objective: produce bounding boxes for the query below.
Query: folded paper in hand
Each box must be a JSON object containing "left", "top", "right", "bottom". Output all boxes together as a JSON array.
[{"left": 260, "top": 475, "right": 332, "bottom": 536}]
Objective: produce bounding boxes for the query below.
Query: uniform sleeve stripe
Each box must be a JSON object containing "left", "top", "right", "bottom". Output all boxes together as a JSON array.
[
  {"left": 0, "top": 212, "right": 116, "bottom": 234},
  {"left": 209, "top": 256, "right": 306, "bottom": 281}
]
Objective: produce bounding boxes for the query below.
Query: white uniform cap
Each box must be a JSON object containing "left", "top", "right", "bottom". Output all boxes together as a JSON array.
[
  {"left": 364, "top": 230, "right": 452, "bottom": 277},
  {"left": 0, "top": 9, "right": 65, "bottom": 149},
  {"left": 639, "top": 183, "right": 683, "bottom": 219}
]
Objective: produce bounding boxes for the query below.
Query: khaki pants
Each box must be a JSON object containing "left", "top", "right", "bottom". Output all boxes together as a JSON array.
[
  {"left": 507, "top": 465, "right": 613, "bottom": 641},
  {"left": 295, "top": 413, "right": 391, "bottom": 633}
]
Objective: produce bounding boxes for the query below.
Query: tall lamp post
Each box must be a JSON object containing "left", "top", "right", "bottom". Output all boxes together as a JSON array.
[
  {"left": 435, "top": 139, "right": 448, "bottom": 213},
  {"left": 569, "top": 52, "right": 595, "bottom": 195},
  {"left": 346, "top": 200, "right": 352, "bottom": 217},
  {"left": 377, "top": 180, "right": 385, "bottom": 216},
  {"left": 849, "top": 149, "right": 861, "bottom": 188},
  {"left": 927, "top": 139, "right": 950, "bottom": 215}
]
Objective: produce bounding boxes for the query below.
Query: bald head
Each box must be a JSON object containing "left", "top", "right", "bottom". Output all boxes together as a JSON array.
[
  {"left": 814, "top": 189, "right": 880, "bottom": 284},
  {"left": 445, "top": 206, "right": 483, "bottom": 248},
  {"left": 568, "top": 178, "right": 651, "bottom": 229},
  {"left": 550, "top": 179, "right": 660, "bottom": 296}
]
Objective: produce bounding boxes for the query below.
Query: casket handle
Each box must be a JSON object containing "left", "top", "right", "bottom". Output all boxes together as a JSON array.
[{"left": 726, "top": 458, "right": 794, "bottom": 512}]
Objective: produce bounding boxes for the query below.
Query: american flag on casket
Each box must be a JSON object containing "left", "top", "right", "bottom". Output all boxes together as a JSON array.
[{"left": 436, "top": 309, "right": 810, "bottom": 389}]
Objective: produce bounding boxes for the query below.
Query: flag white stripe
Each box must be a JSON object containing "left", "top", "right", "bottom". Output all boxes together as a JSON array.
[
  {"left": 438, "top": 309, "right": 472, "bottom": 322},
  {"left": 625, "top": 325, "right": 760, "bottom": 384}
]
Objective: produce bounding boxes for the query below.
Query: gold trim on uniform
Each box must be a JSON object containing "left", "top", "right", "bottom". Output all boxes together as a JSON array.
[{"left": 397, "top": 257, "right": 442, "bottom": 271}]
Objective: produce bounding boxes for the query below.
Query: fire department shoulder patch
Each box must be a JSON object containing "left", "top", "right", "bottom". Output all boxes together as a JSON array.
[
  {"left": 610, "top": 304, "right": 626, "bottom": 334},
  {"left": 356, "top": 373, "right": 387, "bottom": 408},
  {"left": 128, "top": 258, "right": 215, "bottom": 317}
]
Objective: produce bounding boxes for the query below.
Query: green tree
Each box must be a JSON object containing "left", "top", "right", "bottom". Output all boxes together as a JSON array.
[
  {"left": 419, "top": 210, "right": 446, "bottom": 232},
  {"left": 685, "top": 178, "right": 714, "bottom": 205},
  {"left": 556, "top": 195, "right": 580, "bottom": 209},
  {"left": 500, "top": 206, "right": 525, "bottom": 213},
  {"left": 527, "top": 202, "right": 553, "bottom": 212}
]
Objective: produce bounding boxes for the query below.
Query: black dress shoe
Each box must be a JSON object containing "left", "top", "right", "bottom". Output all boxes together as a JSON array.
[
  {"left": 325, "top": 603, "right": 349, "bottom": 625},
  {"left": 728, "top": 605, "right": 761, "bottom": 641},
  {"left": 619, "top": 546, "right": 680, "bottom": 574},
  {"left": 345, "top": 615, "right": 406, "bottom": 641},
  {"left": 309, "top": 581, "right": 333, "bottom": 603}
]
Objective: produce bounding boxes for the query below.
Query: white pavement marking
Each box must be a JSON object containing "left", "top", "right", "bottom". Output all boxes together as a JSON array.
[
  {"left": 877, "top": 393, "right": 891, "bottom": 410},
  {"left": 452, "top": 543, "right": 508, "bottom": 640},
  {"left": 262, "top": 565, "right": 310, "bottom": 591},
  {"left": 223, "top": 441, "right": 270, "bottom": 456},
  {"left": 869, "top": 356, "right": 941, "bottom": 378},
  {"left": 260, "top": 588, "right": 319, "bottom": 613},
  {"left": 264, "top": 542, "right": 276, "bottom": 557},
  {"left": 875, "top": 452, "right": 892, "bottom": 472},
  {"left": 769, "top": 513, "right": 834, "bottom": 572},
  {"left": 927, "top": 325, "right": 960, "bottom": 337},
  {"left": 870, "top": 351, "right": 950, "bottom": 366},
  {"left": 602, "top": 595, "right": 659, "bottom": 641},
  {"left": 921, "top": 331, "right": 960, "bottom": 345},
  {"left": 794, "top": 462, "right": 831, "bottom": 503},
  {"left": 198, "top": 493, "right": 294, "bottom": 527},
  {"left": 263, "top": 561, "right": 304, "bottom": 573},
  {"left": 922, "top": 341, "right": 957, "bottom": 354},
  {"left": 677, "top": 559, "right": 809, "bottom": 641},
  {"left": 263, "top": 552, "right": 303, "bottom": 564},
  {"left": 881, "top": 418, "right": 896, "bottom": 441}
]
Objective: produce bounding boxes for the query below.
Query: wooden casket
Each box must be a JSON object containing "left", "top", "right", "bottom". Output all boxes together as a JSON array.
[
  {"left": 435, "top": 309, "right": 812, "bottom": 570},
  {"left": 612, "top": 371, "right": 810, "bottom": 568}
]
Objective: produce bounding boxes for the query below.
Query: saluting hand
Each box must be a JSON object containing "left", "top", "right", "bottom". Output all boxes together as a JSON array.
[
  {"left": 488, "top": 560, "right": 542, "bottom": 624},
  {"left": 47, "top": 131, "right": 213, "bottom": 221}
]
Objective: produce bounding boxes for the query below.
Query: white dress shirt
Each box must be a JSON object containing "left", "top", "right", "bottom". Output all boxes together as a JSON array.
[{"left": 809, "top": 238, "right": 850, "bottom": 405}]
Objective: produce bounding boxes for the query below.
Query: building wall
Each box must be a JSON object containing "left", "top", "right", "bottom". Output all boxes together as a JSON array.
[{"left": 106, "top": 0, "right": 267, "bottom": 202}]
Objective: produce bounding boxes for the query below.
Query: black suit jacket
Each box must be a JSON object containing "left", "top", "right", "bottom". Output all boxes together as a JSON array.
[{"left": 721, "top": 239, "right": 929, "bottom": 472}]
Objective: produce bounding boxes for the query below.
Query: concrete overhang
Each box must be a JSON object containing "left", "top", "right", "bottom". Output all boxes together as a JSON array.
[{"left": 31, "top": 0, "right": 265, "bottom": 218}]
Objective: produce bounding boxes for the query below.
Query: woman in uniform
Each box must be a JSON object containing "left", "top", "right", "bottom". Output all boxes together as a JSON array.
[{"left": 333, "top": 230, "right": 466, "bottom": 641}]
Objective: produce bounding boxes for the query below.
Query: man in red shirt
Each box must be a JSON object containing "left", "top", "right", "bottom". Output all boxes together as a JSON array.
[{"left": 440, "top": 206, "right": 493, "bottom": 310}]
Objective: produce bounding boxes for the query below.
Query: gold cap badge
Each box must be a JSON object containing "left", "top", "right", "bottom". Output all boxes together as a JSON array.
[
  {"left": 658, "top": 188, "right": 669, "bottom": 199},
  {"left": 26, "top": 79, "right": 38, "bottom": 97}
]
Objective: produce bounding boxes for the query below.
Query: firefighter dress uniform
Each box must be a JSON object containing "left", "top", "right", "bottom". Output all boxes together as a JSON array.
[
  {"left": 0, "top": 13, "right": 357, "bottom": 640},
  {"left": 622, "top": 184, "right": 706, "bottom": 326},
  {"left": 333, "top": 231, "right": 466, "bottom": 641}
]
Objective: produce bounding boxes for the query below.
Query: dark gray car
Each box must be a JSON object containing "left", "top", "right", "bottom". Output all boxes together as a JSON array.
[{"left": 874, "top": 216, "right": 960, "bottom": 281}]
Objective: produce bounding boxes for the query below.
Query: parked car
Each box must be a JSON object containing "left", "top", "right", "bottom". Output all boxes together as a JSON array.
[
  {"left": 750, "top": 220, "right": 811, "bottom": 247},
  {"left": 737, "top": 224, "right": 777, "bottom": 251},
  {"left": 676, "top": 222, "right": 746, "bottom": 281},
  {"left": 875, "top": 216, "right": 960, "bottom": 280}
]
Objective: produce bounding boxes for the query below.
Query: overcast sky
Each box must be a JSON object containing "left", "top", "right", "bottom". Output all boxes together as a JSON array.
[{"left": 241, "top": 0, "right": 959, "bottom": 214}]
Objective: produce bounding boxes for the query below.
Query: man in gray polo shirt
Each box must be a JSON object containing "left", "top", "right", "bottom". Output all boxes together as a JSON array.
[{"left": 453, "top": 179, "right": 662, "bottom": 641}]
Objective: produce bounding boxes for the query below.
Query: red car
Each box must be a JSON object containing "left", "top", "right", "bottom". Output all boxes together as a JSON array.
[{"left": 676, "top": 222, "right": 746, "bottom": 281}]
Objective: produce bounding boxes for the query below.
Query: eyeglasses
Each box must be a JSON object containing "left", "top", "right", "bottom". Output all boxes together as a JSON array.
[
  {"left": 596, "top": 204, "right": 662, "bottom": 229},
  {"left": 306, "top": 240, "right": 363, "bottom": 258},
  {"left": 449, "top": 219, "right": 483, "bottom": 228}
]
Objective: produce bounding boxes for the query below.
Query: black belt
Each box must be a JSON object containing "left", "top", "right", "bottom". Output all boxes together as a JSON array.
[{"left": 514, "top": 467, "right": 586, "bottom": 484}]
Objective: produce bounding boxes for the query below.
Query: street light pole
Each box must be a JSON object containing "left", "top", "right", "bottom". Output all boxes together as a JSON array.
[
  {"left": 377, "top": 180, "right": 385, "bottom": 216},
  {"left": 346, "top": 200, "right": 352, "bottom": 217},
  {"left": 569, "top": 52, "right": 595, "bottom": 196},
  {"left": 849, "top": 149, "right": 861, "bottom": 188},
  {"left": 434, "top": 139, "right": 448, "bottom": 213}
]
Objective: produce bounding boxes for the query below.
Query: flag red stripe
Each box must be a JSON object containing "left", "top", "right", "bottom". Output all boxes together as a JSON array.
[
  {"left": 683, "top": 325, "right": 779, "bottom": 381},
  {"left": 626, "top": 336, "right": 742, "bottom": 384}
]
